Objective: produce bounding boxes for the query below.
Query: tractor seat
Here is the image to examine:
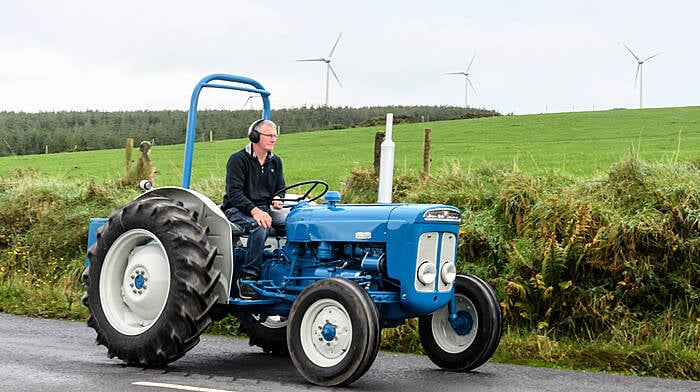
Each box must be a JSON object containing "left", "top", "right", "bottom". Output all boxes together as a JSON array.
[
  {"left": 229, "top": 221, "right": 246, "bottom": 236},
  {"left": 228, "top": 221, "right": 282, "bottom": 237}
]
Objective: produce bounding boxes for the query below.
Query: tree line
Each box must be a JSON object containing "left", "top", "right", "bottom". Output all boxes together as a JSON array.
[{"left": 0, "top": 106, "right": 499, "bottom": 156}]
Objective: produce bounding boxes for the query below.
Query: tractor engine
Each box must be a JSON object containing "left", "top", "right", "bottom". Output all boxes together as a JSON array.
[
  {"left": 275, "top": 192, "right": 462, "bottom": 316},
  {"left": 291, "top": 241, "right": 386, "bottom": 279}
]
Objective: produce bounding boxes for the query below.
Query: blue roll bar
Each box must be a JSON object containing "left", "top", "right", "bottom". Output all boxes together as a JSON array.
[{"left": 181, "top": 73, "right": 271, "bottom": 188}]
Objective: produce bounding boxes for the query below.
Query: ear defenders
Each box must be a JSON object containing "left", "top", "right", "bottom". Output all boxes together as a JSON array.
[{"left": 248, "top": 119, "right": 266, "bottom": 143}]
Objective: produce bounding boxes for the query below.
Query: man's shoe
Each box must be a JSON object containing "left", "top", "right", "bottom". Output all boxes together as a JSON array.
[{"left": 237, "top": 275, "right": 259, "bottom": 300}]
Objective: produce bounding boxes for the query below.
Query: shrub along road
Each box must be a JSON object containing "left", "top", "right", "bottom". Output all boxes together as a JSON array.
[{"left": 0, "top": 313, "right": 697, "bottom": 392}]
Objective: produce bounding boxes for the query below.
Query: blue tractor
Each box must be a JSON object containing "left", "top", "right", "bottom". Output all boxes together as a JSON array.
[{"left": 82, "top": 74, "right": 502, "bottom": 387}]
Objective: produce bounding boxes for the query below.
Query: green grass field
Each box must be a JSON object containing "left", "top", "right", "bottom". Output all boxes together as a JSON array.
[{"left": 1, "top": 106, "right": 699, "bottom": 193}]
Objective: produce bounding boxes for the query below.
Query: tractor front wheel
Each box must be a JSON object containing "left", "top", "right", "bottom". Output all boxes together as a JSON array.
[
  {"left": 287, "top": 278, "right": 380, "bottom": 387},
  {"left": 418, "top": 274, "right": 502, "bottom": 371},
  {"left": 81, "top": 197, "right": 220, "bottom": 366}
]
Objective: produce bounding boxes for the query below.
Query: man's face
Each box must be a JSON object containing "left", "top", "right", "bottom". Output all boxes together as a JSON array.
[{"left": 256, "top": 123, "right": 278, "bottom": 152}]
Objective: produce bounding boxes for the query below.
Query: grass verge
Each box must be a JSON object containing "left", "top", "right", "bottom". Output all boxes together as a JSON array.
[{"left": 0, "top": 156, "right": 698, "bottom": 380}]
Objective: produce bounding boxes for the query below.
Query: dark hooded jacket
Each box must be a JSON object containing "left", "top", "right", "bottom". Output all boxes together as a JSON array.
[{"left": 221, "top": 143, "right": 285, "bottom": 215}]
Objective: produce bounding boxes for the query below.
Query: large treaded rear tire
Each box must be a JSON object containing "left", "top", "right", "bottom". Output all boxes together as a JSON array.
[
  {"left": 81, "top": 197, "right": 220, "bottom": 366},
  {"left": 239, "top": 313, "right": 289, "bottom": 355}
]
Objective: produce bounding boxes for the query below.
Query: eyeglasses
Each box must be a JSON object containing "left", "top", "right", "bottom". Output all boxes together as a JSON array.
[{"left": 260, "top": 133, "right": 278, "bottom": 139}]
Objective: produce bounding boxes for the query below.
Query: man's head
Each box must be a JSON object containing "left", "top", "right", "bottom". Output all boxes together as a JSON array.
[{"left": 248, "top": 119, "right": 278, "bottom": 152}]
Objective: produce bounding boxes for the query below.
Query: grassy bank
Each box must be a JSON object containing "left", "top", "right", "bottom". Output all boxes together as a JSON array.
[
  {"left": 1, "top": 106, "right": 699, "bottom": 192},
  {"left": 0, "top": 155, "right": 698, "bottom": 380}
]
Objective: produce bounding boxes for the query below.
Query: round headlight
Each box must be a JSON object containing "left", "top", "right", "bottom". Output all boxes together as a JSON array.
[
  {"left": 441, "top": 262, "right": 457, "bottom": 284},
  {"left": 417, "top": 261, "right": 437, "bottom": 285}
]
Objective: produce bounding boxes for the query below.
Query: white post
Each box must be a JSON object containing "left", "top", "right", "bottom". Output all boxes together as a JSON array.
[{"left": 377, "top": 113, "right": 395, "bottom": 203}]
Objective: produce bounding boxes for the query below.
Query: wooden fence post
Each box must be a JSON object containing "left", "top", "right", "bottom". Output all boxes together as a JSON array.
[
  {"left": 125, "top": 138, "right": 134, "bottom": 176},
  {"left": 374, "top": 131, "right": 385, "bottom": 175},
  {"left": 422, "top": 128, "right": 431, "bottom": 178}
]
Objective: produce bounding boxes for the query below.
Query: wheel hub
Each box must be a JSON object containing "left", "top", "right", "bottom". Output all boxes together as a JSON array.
[
  {"left": 100, "top": 229, "right": 171, "bottom": 335},
  {"left": 430, "top": 294, "right": 479, "bottom": 353},
  {"left": 321, "top": 322, "right": 337, "bottom": 341},
  {"left": 301, "top": 300, "right": 353, "bottom": 366},
  {"left": 129, "top": 269, "right": 148, "bottom": 294},
  {"left": 450, "top": 310, "right": 474, "bottom": 336}
]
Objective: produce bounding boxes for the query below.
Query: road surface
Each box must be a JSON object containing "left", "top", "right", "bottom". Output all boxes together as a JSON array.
[{"left": 0, "top": 313, "right": 697, "bottom": 391}]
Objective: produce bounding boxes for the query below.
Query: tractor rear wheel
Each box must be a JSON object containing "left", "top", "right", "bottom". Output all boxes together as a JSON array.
[
  {"left": 239, "top": 314, "right": 289, "bottom": 355},
  {"left": 81, "top": 197, "right": 220, "bottom": 366},
  {"left": 418, "top": 274, "right": 502, "bottom": 371}
]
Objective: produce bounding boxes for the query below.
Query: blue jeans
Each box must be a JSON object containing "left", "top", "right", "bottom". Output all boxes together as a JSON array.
[{"left": 224, "top": 206, "right": 287, "bottom": 278}]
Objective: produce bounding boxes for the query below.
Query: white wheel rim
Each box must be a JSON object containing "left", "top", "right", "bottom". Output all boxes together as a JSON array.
[
  {"left": 99, "top": 229, "right": 171, "bottom": 335},
  {"left": 299, "top": 298, "right": 352, "bottom": 367},
  {"left": 431, "top": 293, "right": 478, "bottom": 353}
]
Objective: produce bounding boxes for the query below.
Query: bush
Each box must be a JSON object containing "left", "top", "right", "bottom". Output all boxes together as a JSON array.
[
  {"left": 340, "top": 155, "right": 700, "bottom": 344},
  {"left": 0, "top": 169, "right": 138, "bottom": 317}
]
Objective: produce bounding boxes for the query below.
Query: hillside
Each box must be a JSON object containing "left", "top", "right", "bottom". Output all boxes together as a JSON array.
[{"left": 1, "top": 106, "right": 698, "bottom": 192}]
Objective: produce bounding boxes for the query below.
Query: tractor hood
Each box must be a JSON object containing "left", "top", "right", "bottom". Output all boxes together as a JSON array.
[{"left": 285, "top": 201, "right": 460, "bottom": 243}]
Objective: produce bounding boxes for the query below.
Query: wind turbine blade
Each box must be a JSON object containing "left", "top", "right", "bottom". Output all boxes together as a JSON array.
[
  {"left": 242, "top": 96, "right": 252, "bottom": 109},
  {"left": 467, "top": 77, "right": 477, "bottom": 94},
  {"left": 445, "top": 72, "right": 464, "bottom": 75},
  {"left": 297, "top": 58, "right": 326, "bottom": 62},
  {"left": 329, "top": 64, "right": 342, "bottom": 87},
  {"left": 644, "top": 53, "right": 660, "bottom": 62},
  {"left": 466, "top": 53, "right": 476, "bottom": 73},
  {"left": 328, "top": 33, "right": 343, "bottom": 58},
  {"left": 634, "top": 63, "right": 641, "bottom": 87},
  {"left": 623, "top": 43, "right": 641, "bottom": 61}
]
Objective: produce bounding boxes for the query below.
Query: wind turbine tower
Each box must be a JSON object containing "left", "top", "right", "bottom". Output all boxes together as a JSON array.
[
  {"left": 297, "top": 33, "right": 343, "bottom": 106},
  {"left": 446, "top": 54, "right": 477, "bottom": 108},
  {"left": 624, "top": 43, "right": 659, "bottom": 109}
]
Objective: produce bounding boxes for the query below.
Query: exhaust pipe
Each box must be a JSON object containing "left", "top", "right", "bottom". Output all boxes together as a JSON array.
[{"left": 377, "top": 113, "right": 395, "bottom": 203}]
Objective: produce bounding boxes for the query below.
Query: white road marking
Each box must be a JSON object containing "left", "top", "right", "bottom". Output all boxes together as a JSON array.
[{"left": 132, "top": 381, "right": 236, "bottom": 392}]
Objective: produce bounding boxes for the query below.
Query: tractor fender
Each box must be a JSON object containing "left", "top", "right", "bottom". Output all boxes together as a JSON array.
[{"left": 135, "top": 186, "right": 233, "bottom": 303}]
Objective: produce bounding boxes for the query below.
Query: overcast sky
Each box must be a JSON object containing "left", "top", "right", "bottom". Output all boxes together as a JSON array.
[{"left": 2, "top": 0, "right": 698, "bottom": 115}]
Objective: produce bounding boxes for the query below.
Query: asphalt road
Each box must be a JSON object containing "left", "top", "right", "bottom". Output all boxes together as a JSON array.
[{"left": 0, "top": 313, "right": 697, "bottom": 392}]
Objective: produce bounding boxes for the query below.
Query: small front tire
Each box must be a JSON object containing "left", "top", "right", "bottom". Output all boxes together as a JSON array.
[
  {"left": 287, "top": 278, "right": 380, "bottom": 386},
  {"left": 418, "top": 274, "right": 502, "bottom": 371}
]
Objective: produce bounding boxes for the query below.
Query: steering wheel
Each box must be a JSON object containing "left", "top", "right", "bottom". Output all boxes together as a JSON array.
[{"left": 271, "top": 180, "right": 329, "bottom": 205}]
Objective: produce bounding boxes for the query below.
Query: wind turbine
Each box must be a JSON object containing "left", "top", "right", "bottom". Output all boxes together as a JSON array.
[
  {"left": 624, "top": 43, "right": 659, "bottom": 109},
  {"left": 297, "top": 33, "right": 343, "bottom": 106},
  {"left": 446, "top": 53, "right": 477, "bottom": 108},
  {"left": 242, "top": 94, "right": 256, "bottom": 110}
]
